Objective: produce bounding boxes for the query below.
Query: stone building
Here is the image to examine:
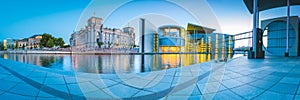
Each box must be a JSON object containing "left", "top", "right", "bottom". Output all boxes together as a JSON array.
[{"left": 70, "top": 16, "right": 135, "bottom": 50}]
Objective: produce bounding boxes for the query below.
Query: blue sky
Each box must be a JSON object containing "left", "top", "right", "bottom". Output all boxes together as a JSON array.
[{"left": 0, "top": 0, "right": 299, "bottom": 44}]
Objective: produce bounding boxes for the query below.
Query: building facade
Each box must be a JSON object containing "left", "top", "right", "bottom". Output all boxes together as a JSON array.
[
  {"left": 3, "top": 34, "right": 43, "bottom": 50},
  {"left": 3, "top": 39, "right": 17, "bottom": 50},
  {"left": 261, "top": 16, "right": 300, "bottom": 56},
  {"left": 70, "top": 16, "right": 135, "bottom": 50}
]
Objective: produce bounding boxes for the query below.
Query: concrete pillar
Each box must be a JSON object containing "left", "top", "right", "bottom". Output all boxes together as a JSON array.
[
  {"left": 285, "top": 0, "right": 290, "bottom": 57},
  {"left": 252, "top": 0, "right": 258, "bottom": 58}
]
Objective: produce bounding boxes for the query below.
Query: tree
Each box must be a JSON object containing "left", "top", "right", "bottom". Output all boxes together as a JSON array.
[
  {"left": 55, "top": 38, "right": 65, "bottom": 47},
  {"left": 40, "top": 33, "right": 54, "bottom": 47},
  {"left": 22, "top": 44, "right": 25, "bottom": 50},
  {"left": 0, "top": 42, "right": 3, "bottom": 51},
  {"left": 46, "top": 38, "right": 55, "bottom": 48},
  {"left": 97, "top": 42, "right": 104, "bottom": 48},
  {"left": 14, "top": 41, "right": 19, "bottom": 50}
]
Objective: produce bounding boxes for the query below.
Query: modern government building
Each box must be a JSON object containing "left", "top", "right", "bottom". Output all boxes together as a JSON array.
[{"left": 139, "top": 19, "right": 235, "bottom": 62}]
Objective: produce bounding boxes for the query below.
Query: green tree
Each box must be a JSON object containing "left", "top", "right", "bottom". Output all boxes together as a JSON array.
[
  {"left": 14, "top": 41, "right": 19, "bottom": 50},
  {"left": 0, "top": 42, "right": 3, "bottom": 51},
  {"left": 46, "top": 38, "right": 55, "bottom": 48},
  {"left": 22, "top": 44, "right": 26, "bottom": 50},
  {"left": 55, "top": 38, "right": 65, "bottom": 47},
  {"left": 97, "top": 42, "right": 104, "bottom": 48},
  {"left": 40, "top": 33, "right": 54, "bottom": 47}
]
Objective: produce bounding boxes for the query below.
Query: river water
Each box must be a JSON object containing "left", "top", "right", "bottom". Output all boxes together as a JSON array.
[{"left": 0, "top": 53, "right": 238, "bottom": 74}]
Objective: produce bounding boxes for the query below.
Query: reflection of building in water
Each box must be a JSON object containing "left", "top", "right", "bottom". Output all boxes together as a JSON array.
[
  {"left": 71, "top": 55, "right": 100, "bottom": 73},
  {"left": 70, "top": 16, "right": 135, "bottom": 50}
]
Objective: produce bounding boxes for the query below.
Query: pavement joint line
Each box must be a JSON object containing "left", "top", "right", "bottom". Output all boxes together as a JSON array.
[
  {"left": 36, "top": 72, "right": 48, "bottom": 98},
  {"left": 63, "top": 75, "right": 73, "bottom": 99},
  {"left": 0, "top": 63, "right": 86, "bottom": 100},
  {"left": 132, "top": 74, "right": 160, "bottom": 97},
  {"left": 292, "top": 77, "right": 300, "bottom": 100},
  {"left": 252, "top": 66, "right": 294, "bottom": 99},
  {"left": 88, "top": 80, "right": 116, "bottom": 98}
]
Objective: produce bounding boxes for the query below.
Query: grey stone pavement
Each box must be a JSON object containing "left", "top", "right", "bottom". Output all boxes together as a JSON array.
[{"left": 0, "top": 56, "right": 299, "bottom": 100}]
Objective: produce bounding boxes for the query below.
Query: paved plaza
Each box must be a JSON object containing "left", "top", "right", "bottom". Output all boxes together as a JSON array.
[{"left": 0, "top": 56, "right": 299, "bottom": 100}]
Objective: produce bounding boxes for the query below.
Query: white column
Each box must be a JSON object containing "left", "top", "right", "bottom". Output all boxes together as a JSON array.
[
  {"left": 286, "top": 0, "right": 290, "bottom": 54},
  {"left": 252, "top": 0, "right": 258, "bottom": 58}
]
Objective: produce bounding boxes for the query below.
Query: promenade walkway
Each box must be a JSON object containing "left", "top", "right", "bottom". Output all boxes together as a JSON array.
[{"left": 0, "top": 56, "right": 299, "bottom": 100}]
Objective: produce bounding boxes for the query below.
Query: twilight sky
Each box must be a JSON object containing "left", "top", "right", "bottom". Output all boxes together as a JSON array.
[{"left": 0, "top": 0, "right": 299, "bottom": 45}]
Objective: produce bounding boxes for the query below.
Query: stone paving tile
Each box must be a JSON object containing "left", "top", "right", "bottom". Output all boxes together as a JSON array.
[
  {"left": 298, "top": 86, "right": 300, "bottom": 94},
  {"left": 36, "top": 97, "right": 64, "bottom": 100},
  {"left": 37, "top": 91, "right": 56, "bottom": 98},
  {"left": 47, "top": 84, "right": 69, "bottom": 93},
  {"left": 67, "top": 83, "right": 84, "bottom": 95},
  {"left": 197, "top": 82, "right": 227, "bottom": 94},
  {"left": 75, "top": 82, "right": 100, "bottom": 94},
  {"left": 0, "top": 92, "right": 36, "bottom": 99},
  {"left": 0, "top": 74, "right": 10, "bottom": 79},
  {"left": 295, "top": 95, "right": 300, "bottom": 100},
  {"left": 169, "top": 84, "right": 200, "bottom": 96},
  {"left": 156, "top": 75, "right": 174, "bottom": 83},
  {"left": 226, "top": 73, "right": 243, "bottom": 79},
  {"left": 8, "top": 84, "right": 40, "bottom": 97},
  {"left": 254, "top": 91, "right": 294, "bottom": 100},
  {"left": 221, "top": 79, "right": 245, "bottom": 89},
  {"left": 234, "top": 76, "right": 258, "bottom": 83},
  {"left": 122, "top": 78, "right": 152, "bottom": 88},
  {"left": 261, "top": 75, "right": 283, "bottom": 82},
  {"left": 175, "top": 71, "right": 193, "bottom": 77},
  {"left": 44, "top": 77, "right": 66, "bottom": 85},
  {"left": 269, "top": 83, "right": 298, "bottom": 94},
  {"left": 167, "top": 95, "right": 198, "bottom": 100},
  {"left": 0, "top": 80, "right": 18, "bottom": 91},
  {"left": 231, "top": 84, "right": 265, "bottom": 99},
  {"left": 279, "top": 77, "right": 300, "bottom": 84},
  {"left": 143, "top": 82, "right": 172, "bottom": 93},
  {"left": 90, "top": 79, "right": 119, "bottom": 89},
  {"left": 103, "top": 83, "right": 141, "bottom": 98},
  {"left": 0, "top": 90, "right": 5, "bottom": 95},
  {"left": 83, "top": 90, "right": 113, "bottom": 99},
  {"left": 248, "top": 79, "right": 277, "bottom": 90},
  {"left": 2, "top": 75, "right": 24, "bottom": 83},
  {"left": 46, "top": 73, "right": 64, "bottom": 78},
  {"left": 27, "top": 71, "right": 47, "bottom": 78},
  {"left": 30, "top": 77, "right": 46, "bottom": 83},
  {"left": 132, "top": 90, "right": 153, "bottom": 97},
  {"left": 205, "top": 90, "right": 245, "bottom": 100}
]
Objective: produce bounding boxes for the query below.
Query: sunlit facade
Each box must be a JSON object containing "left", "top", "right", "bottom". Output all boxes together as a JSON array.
[
  {"left": 70, "top": 16, "right": 135, "bottom": 50},
  {"left": 153, "top": 24, "right": 235, "bottom": 67},
  {"left": 158, "top": 25, "right": 185, "bottom": 53}
]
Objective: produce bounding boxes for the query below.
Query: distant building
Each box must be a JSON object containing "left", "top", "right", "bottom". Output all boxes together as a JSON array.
[
  {"left": 70, "top": 16, "right": 135, "bottom": 50},
  {"left": 140, "top": 23, "right": 234, "bottom": 59},
  {"left": 3, "top": 38, "right": 17, "bottom": 50},
  {"left": 27, "top": 34, "right": 43, "bottom": 49},
  {"left": 16, "top": 39, "right": 28, "bottom": 48},
  {"left": 3, "top": 34, "right": 43, "bottom": 50}
]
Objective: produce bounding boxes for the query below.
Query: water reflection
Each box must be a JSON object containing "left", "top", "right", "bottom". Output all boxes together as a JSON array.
[{"left": 0, "top": 53, "right": 233, "bottom": 74}]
